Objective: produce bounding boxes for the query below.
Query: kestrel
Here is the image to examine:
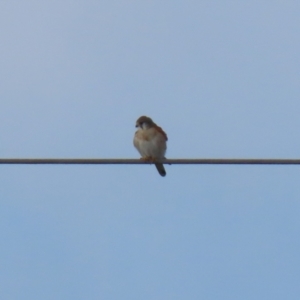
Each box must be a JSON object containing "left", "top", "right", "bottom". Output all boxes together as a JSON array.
[{"left": 133, "top": 116, "right": 168, "bottom": 177}]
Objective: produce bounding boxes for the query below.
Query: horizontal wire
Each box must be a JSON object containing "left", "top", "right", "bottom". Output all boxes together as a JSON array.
[{"left": 0, "top": 158, "right": 300, "bottom": 165}]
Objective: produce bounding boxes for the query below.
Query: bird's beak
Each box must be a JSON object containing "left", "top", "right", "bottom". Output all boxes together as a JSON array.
[{"left": 135, "top": 124, "right": 138, "bottom": 128}]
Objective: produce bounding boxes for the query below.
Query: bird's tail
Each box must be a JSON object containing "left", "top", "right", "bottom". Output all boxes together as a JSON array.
[{"left": 155, "top": 163, "right": 166, "bottom": 177}]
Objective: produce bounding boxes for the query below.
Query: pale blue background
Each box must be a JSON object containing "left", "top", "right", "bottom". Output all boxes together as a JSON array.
[{"left": 1, "top": 1, "right": 300, "bottom": 299}]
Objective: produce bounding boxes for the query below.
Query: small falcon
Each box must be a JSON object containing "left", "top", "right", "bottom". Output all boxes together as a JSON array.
[{"left": 133, "top": 116, "right": 168, "bottom": 177}]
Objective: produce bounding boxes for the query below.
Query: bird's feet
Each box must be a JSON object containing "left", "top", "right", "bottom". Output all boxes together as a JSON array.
[
  {"left": 140, "top": 156, "right": 155, "bottom": 163},
  {"left": 140, "top": 157, "right": 167, "bottom": 164}
]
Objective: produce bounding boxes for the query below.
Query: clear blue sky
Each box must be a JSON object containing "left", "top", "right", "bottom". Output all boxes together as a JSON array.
[{"left": 1, "top": 1, "right": 300, "bottom": 299}]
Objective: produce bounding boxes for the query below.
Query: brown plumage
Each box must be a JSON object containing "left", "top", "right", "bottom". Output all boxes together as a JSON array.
[{"left": 134, "top": 116, "right": 168, "bottom": 177}]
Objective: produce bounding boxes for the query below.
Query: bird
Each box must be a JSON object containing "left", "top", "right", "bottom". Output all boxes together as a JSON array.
[{"left": 133, "top": 116, "right": 168, "bottom": 177}]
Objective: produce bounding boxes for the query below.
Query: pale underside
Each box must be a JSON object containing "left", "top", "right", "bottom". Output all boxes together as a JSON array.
[{"left": 134, "top": 127, "right": 167, "bottom": 159}]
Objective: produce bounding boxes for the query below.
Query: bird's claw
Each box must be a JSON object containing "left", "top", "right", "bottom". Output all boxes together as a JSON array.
[{"left": 140, "top": 156, "right": 156, "bottom": 163}]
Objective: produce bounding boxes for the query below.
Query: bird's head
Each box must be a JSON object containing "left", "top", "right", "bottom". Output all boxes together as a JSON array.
[{"left": 135, "top": 116, "right": 154, "bottom": 129}]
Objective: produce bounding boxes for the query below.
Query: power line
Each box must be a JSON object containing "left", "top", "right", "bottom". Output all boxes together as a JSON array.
[{"left": 0, "top": 158, "right": 300, "bottom": 165}]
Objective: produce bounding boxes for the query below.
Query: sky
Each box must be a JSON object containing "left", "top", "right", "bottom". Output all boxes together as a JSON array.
[{"left": 1, "top": 1, "right": 300, "bottom": 299}]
